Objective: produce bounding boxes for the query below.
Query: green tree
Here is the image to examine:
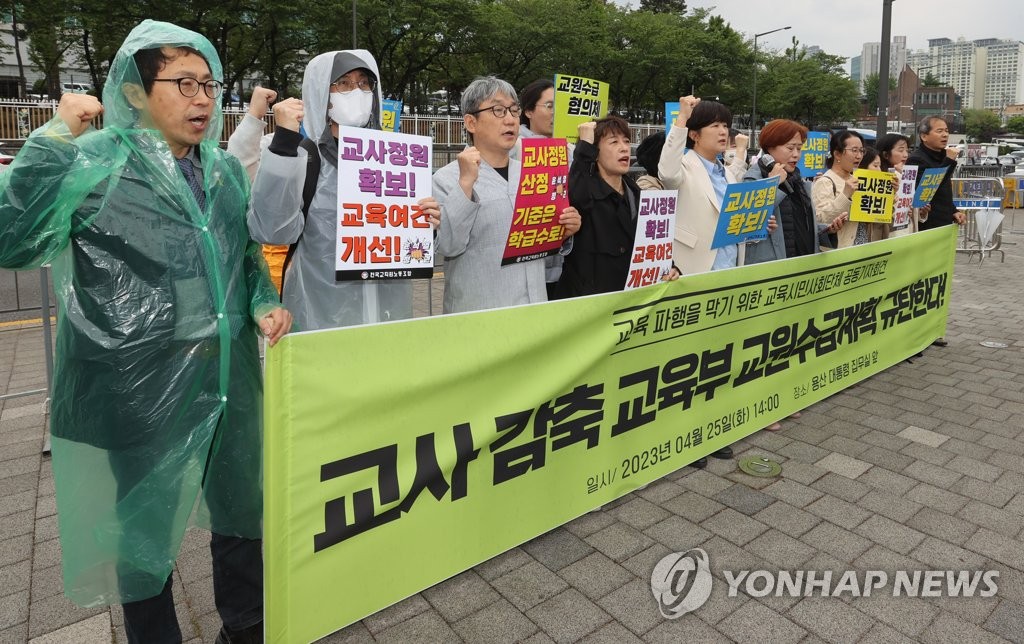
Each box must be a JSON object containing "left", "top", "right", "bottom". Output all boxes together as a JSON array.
[
  {"left": 758, "top": 52, "right": 859, "bottom": 129},
  {"left": 638, "top": 0, "right": 686, "bottom": 14},
  {"left": 921, "top": 71, "right": 943, "bottom": 87},
  {"left": 602, "top": 8, "right": 748, "bottom": 117},
  {"left": 20, "top": 0, "right": 77, "bottom": 97},
  {"left": 1005, "top": 115, "right": 1024, "bottom": 135},
  {"left": 963, "top": 108, "right": 1000, "bottom": 142},
  {"left": 861, "top": 72, "right": 896, "bottom": 115},
  {"left": 468, "top": 0, "right": 614, "bottom": 89},
  {"left": 1, "top": 1, "right": 30, "bottom": 97}
]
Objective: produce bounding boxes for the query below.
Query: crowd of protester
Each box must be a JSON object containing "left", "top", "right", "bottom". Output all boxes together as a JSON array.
[{"left": 0, "top": 19, "right": 968, "bottom": 642}]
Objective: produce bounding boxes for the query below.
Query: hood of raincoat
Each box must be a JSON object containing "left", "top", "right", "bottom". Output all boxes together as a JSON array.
[
  {"left": 302, "top": 50, "right": 383, "bottom": 164},
  {"left": 103, "top": 19, "right": 224, "bottom": 144}
]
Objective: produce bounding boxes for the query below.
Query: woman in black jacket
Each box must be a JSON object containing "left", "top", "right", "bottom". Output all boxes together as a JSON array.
[{"left": 555, "top": 116, "right": 645, "bottom": 297}]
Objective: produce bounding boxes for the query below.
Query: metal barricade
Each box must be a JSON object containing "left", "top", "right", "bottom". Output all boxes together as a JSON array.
[
  {"left": 952, "top": 178, "right": 1005, "bottom": 263},
  {"left": 0, "top": 267, "right": 55, "bottom": 402},
  {"left": 0, "top": 267, "right": 55, "bottom": 452}
]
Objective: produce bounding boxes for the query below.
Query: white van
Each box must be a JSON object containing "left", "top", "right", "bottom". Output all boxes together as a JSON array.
[{"left": 61, "top": 82, "right": 92, "bottom": 94}]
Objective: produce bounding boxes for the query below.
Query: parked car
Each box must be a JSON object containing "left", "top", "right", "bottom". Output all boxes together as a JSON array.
[
  {"left": 998, "top": 155, "right": 1017, "bottom": 166},
  {"left": 61, "top": 82, "right": 92, "bottom": 95},
  {"left": 980, "top": 157, "right": 998, "bottom": 166}
]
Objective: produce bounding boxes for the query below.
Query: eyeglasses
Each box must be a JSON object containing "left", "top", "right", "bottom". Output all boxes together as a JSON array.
[
  {"left": 468, "top": 104, "right": 522, "bottom": 119},
  {"left": 331, "top": 78, "right": 375, "bottom": 92},
  {"left": 843, "top": 147, "right": 866, "bottom": 155},
  {"left": 152, "top": 77, "right": 224, "bottom": 99},
  {"left": 538, "top": 101, "right": 554, "bottom": 110}
]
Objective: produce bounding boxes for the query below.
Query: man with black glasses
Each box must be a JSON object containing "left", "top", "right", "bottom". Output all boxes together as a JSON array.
[
  {"left": 433, "top": 76, "right": 581, "bottom": 313},
  {"left": 0, "top": 20, "right": 290, "bottom": 643}
]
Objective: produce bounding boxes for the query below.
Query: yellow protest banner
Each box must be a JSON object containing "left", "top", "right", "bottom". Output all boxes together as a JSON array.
[
  {"left": 850, "top": 168, "right": 896, "bottom": 223},
  {"left": 264, "top": 228, "right": 956, "bottom": 643},
  {"left": 552, "top": 74, "right": 609, "bottom": 144}
]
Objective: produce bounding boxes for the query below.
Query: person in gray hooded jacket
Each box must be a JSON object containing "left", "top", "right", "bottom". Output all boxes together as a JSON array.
[{"left": 247, "top": 50, "right": 439, "bottom": 330}]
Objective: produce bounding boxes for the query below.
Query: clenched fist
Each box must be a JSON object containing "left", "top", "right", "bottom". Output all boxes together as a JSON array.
[
  {"left": 57, "top": 94, "right": 103, "bottom": 138},
  {"left": 273, "top": 97, "right": 304, "bottom": 133},
  {"left": 676, "top": 95, "right": 700, "bottom": 127},
  {"left": 247, "top": 87, "right": 278, "bottom": 119},
  {"left": 457, "top": 146, "right": 482, "bottom": 199},
  {"left": 577, "top": 121, "right": 596, "bottom": 144}
]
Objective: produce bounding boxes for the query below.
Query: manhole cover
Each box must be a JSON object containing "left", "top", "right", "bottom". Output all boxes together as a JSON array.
[
  {"left": 738, "top": 456, "right": 782, "bottom": 478},
  {"left": 980, "top": 341, "right": 1009, "bottom": 348}
]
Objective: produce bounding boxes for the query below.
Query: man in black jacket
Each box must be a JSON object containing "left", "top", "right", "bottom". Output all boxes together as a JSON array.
[
  {"left": 908, "top": 116, "right": 966, "bottom": 230},
  {"left": 908, "top": 116, "right": 965, "bottom": 347}
]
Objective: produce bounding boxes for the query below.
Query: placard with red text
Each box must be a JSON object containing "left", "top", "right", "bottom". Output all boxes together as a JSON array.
[
  {"left": 502, "top": 138, "right": 569, "bottom": 266},
  {"left": 626, "top": 190, "right": 676, "bottom": 290}
]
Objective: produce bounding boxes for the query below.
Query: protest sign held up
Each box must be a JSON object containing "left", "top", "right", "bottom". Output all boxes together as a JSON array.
[
  {"left": 711, "top": 176, "right": 779, "bottom": 249},
  {"left": 553, "top": 74, "right": 609, "bottom": 144},
  {"left": 798, "top": 131, "right": 830, "bottom": 176},
  {"left": 336, "top": 127, "right": 434, "bottom": 280},
  {"left": 664, "top": 101, "right": 680, "bottom": 136},
  {"left": 502, "top": 138, "right": 571, "bottom": 265},
  {"left": 850, "top": 169, "right": 896, "bottom": 224},
  {"left": 891, "top": 165, "right": 918, "bottom": 233},
  {"left": 912, "top": 167, "right": 949, "bottom": 208},
  {"left": 380, "top": 99, "right": 402, "bottom": 132},
  {"left": 626, "top": 190, "right": 677, "bottom": 290}
]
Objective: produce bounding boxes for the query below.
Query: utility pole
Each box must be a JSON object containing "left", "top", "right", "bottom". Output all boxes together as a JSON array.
[
  {"left": 876, "top": 0, "right": 894, "bottom": 138},
  {"left": 750, "top": 25, "right": 791, "bottom": 149}
]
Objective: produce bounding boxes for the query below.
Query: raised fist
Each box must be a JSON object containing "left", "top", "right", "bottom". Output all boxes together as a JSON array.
[
  {"left": 57, "top": 94, "right": 103, "bottom": 138},
  {"left": 273, "top": 98, "right": 304, "bottom": 133}
]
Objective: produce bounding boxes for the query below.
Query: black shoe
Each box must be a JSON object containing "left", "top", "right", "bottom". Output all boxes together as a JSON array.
[
  {"left": 931, "top": 339, "right": 948, "bottom": 347},
  {"left": 711, "top": 446, "right": 733, "bottom": 459},
  {"left": 691, "top": 457, "right": 708, "bottom": 469},
  {"left": 216, "top": 622, "right": 263, "bottom": 644}
]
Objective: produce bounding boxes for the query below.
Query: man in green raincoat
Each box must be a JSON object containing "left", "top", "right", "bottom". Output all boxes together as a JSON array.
[{"left": 0, "top": 20, "right": 291, "bottom": 643}]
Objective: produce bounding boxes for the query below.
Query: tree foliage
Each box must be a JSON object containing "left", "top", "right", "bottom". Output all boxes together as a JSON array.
[
  {"left": 17, "top": 0, "right": 860, "bottom": 126},
  {"left": 638, "top": 0, "right": 686, "bottom": 14},
  {"left": 861, "top": 72, "right": 897, "bottom": 116},
  {"left": 963, "top": 108, "right": 1001, "bottom": 142},
  {"left": 1006, "top": 115, "right": 1024, "bottom": 135},
  {"left": 757, "top": 52, "right": 859, "bottom": 129}
]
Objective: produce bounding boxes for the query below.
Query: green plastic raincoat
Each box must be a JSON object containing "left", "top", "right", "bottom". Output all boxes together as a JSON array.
[{"left": 0, "top": 20, "right": 278, "bottom": 607}]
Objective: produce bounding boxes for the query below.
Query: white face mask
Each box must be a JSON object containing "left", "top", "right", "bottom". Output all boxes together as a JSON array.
[
  {"left": 723, "top": 150, "right": 737, "bottom": 165},
  {"left": 328, "top": 90, "right": 373, "bottom": 128}
]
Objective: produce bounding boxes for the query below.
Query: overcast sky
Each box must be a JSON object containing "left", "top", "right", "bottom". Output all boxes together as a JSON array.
[{"left": 616, "top": 0, "right": 1020, "bottom": 62}]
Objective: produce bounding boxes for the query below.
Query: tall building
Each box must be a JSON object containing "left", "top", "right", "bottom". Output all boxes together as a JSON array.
[
  {"left": 861, "top": 42, "right": 880, "bottom": 89},
  {"left": 983, "top": 40, "right": 1024, "bottom": 114},
  {"left": 891, "top": 36, "right": 908, "bottom": 79},
  {"left": 857, "top": 37, "right": 908, "bottom": 91},
  {"left": 907, "top": 37, "right": 1024, "bottom": 111},
  {"left": 850, "top": 55, "right": 862, "bottom": 87}
]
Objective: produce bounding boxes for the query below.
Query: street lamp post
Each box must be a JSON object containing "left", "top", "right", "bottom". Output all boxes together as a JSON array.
[
  {"left": 876, "top": 0, "right": 894, "bottom": 138},
  {"left": 751, "top": 25, "right": 791, "bottom": 148}
]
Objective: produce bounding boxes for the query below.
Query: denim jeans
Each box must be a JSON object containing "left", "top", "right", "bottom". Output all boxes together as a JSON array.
[{"left": 121, "top": 533, "right": 262, "bottom": 644}]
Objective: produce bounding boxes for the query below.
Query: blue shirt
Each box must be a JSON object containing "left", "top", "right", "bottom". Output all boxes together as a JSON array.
[{"left": 695, "top": 153, "right": 737, "bottom": 271}]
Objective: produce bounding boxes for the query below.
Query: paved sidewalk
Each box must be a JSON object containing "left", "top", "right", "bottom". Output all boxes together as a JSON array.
[{"left": 2, "top": 227, "right": 1024, "bottom": 643}]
